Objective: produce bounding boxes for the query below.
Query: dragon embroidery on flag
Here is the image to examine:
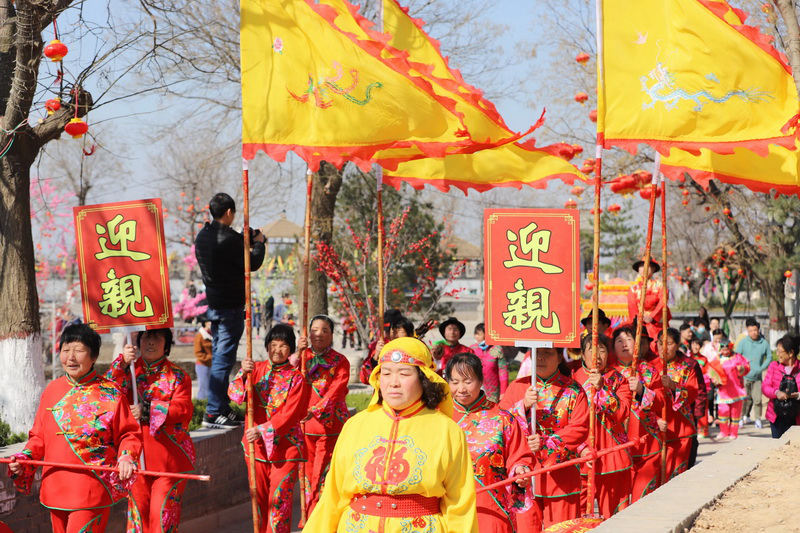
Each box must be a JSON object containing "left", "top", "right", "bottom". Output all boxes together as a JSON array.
[
  {"left": 641, "top": 62, "right": 773, "bottom": 112},
  {"left": 288, "top": 61, "right": 382, "bottom": 109}
]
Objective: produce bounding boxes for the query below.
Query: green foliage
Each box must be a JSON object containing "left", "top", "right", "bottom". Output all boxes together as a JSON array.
[
  {"left": 599, "top": 201, "right": 641, "bottom": 277},
  {"left": 0, "top": 419, "right": 27, "bottom": 447},
  {"left": 345, "top": 392, "right": 372, "bottom": 413}
]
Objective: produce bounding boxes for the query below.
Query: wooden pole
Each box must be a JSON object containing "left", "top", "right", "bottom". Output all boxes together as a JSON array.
[
  {"left": 659, "top": 174, "right": 669, "bottom": 486},
  {"left": 1, "top": 457, "right": 211, "bottom": 481},
  {"left": 298, "top": 168, "right": 313, "bottom": 525},
  {"left": 241, "top": 160, "right": 260, "bottom": 533},
  {"left": 376, "top": 166, "right": 385, "bottom": 339},
  {"left": 632, "top": 153, "right": 660, "bottom": 372}
]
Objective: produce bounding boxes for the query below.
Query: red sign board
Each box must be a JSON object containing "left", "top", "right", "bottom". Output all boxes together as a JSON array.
[
  {"left": 74, "top": 199, "right": 173, "bottom": 333},
  {"left": 484, "top": 209, "right": 580, "bottom": 346}
]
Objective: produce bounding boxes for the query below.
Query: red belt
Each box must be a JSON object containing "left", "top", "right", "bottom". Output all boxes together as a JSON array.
[{"left": 349, "top": 493, "right": 441, "bottom": 518}]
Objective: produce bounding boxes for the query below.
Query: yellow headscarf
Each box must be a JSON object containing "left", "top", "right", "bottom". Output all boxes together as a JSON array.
[{"left": 368, "top": 337, "right": 454, "bottom": 417}]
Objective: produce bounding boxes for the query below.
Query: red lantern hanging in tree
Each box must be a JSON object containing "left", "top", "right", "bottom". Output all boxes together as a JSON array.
[
  {"left": 713, "top": 218, "right": 720, "bottom": 225},
  {"left": 564, "top": 198, "right": 578, "bottom": 209},
  {"left": 570, "top": 185, "right": 585, "bottom": 197},
  {"left": 723, "top": 207, "right": 732, "bottom": 217},
  {"left": 681, "top": 189, "right": 690, "bottom": 196},
  {"left": 64, "top": 117, "right": 88, "bottom": 138},
  {"left": 44, "top": 39, "right": 68, "bottom": 62},
  {"left": 785, "top": 270, "right": 793, "bottom": 278},
  {"left": 682, "top": 199, "right": 689, "bottom": 206},
  {"left": 45, "top": 98, "right": 61, "bottom": 115},
  {"left": 575, "top": 52, "right": 590, "bottom": 64},
  {"left": 588, "top": 109, "right": 598, "bottom": 122},
  {"left": 607, "top": 203, "right": 621, "bottom": 215},
  {"left": 574, "top": 92, "right": 589, "bottom": 104}
]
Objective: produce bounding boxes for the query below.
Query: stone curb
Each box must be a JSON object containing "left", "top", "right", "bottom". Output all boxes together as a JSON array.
[{"left": 592, "top": 426, "right": 800, "bottom": 533}]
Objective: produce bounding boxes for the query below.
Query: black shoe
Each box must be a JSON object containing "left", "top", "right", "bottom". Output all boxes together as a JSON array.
[
  {"left": 201, "top": 412, "right": 241, "bottom": 429},
  {"left": 225, "top": 409, "right": 243, "bottom": 423}
]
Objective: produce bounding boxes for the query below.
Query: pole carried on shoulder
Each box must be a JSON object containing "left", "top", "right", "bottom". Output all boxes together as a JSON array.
[{"left": 298, "top": 167, "right": 314, "bottom": 526}]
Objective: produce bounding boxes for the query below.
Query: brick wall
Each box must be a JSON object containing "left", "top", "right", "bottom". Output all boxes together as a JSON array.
[{"left": 0, "top": 427, "right": 250, "bottom": 532}]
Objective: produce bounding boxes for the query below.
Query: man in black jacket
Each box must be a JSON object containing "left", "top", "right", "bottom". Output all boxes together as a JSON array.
[{"left": 195, "top": 193, "right": 266, "bottom": 428}]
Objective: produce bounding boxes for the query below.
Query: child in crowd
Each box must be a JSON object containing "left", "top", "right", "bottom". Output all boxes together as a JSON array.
[
  {"left": 470, "top": 322, "right": 509, "bottom": 402},
  {"left": 193, "top": 319, "right": 212, "bottom": 400},
  {"left": 715, "top": 339, "right": 750, "bottom": 441}
]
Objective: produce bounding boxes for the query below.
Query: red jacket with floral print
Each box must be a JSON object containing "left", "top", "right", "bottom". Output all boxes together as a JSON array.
[
  {"left": 453, "top": 392, "right": 534, "bottom": 532},
  {"left": 571, "top": 365, "right": 633, "bottom": 476},
  {"left": 229, "top": 360, "right": 310, "bottom": 462},
  {"left": 106, "top": 355, "right": 195, "bottom": 473},
  {"left": 9, "top": 371, "right": 142, "bottom": 510},
  {"left": 611, "top": 360, "right": 664, "bottom": 458},
  {"left": 298, "top": 347, "right": 350, "bottom": 436},
  {"left": 653, "top": 354, "right": 699, "bottom": 441},
  {"left": 499, "top": 373, "right": 589, "bottom": 499}
]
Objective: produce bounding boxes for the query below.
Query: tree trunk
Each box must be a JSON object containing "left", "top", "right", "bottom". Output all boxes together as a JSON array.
[
  {"left": 774, "top": 0, "right": 800, "bottom": 94},
  {"left": 0, "top": 134, "right": 45, "bottom": 432},
  {"left": 764, "top": 276, "right": 790, "bottom": 331},
  {"left": 308, "top": 162, "right": 343, "bottom": 319}
]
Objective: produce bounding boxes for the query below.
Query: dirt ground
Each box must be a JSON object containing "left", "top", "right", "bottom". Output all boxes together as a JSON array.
[{"left": 689, "top": 438, "right": 800, "bottom": 532}]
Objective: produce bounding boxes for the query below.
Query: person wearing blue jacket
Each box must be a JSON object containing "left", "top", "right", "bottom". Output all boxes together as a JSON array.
[{"left": 735, "top": 318, "right": 772, "bottom": 429}]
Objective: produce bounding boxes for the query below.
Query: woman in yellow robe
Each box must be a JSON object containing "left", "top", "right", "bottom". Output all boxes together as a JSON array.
[{"left": 304, "top": 337, "right": 478, "bottom": 533}]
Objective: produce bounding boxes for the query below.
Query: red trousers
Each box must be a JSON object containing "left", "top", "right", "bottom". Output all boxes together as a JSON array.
[
  {"left": 127, "top": 476, "right": 187, "bottom": 532},
  {"left": 666, "top": 438, "right": 692, "bottom": 480},
  {"left": 580, "top": 470, "right": 631, "bottom": 518},
  {"left": 50, "top": 508, "right": 110, "bottom": 533},
  {"left": 717, "top": 401, "right": 743, "bottom": 438},
  {"left": 631, "top": 453, "right": 661, "bottom": 502},
  {"left": 534, "top": 493, "right": 580, "bottom": 529},
  {"left": 303, "top": 434, "right": 337, "bottom": 514},
  {"left": 247, "top": 459, "right": 298, "bottom": 533}
]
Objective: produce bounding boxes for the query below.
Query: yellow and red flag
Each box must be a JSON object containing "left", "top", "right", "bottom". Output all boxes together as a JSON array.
[
  {"left": 241, "top": 0, "right": 475, "bottom": 170},
  {"left": 661, "top": 143, "right": 800, "bottom": 196},
  {"left": 599, "top": 0, "right": 799, "bottom": 156},
  {"left": 312, "top": 0, "right": 528, "bottom": 170},
  {"left": 383, "top": 139, "right": 587, "bottom": 193}
]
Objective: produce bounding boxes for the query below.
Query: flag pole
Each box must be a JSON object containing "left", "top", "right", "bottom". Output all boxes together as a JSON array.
[
  {"left": 376, "top": 0, "right": 386, "bottom": 337},
  {"left": 242, "top": 159, "right": 260, "bottom": 533},
  {"left": 632, "top": 154, "right": 660, "bottom": 372},
  {"left": 586, "top": 0, "right": 605, "bottom": 517},
  {"left": 376, "top": 165, "right": 385, "bottom": 340},
  {"left": 659, "top": 171, "right": 669, "bottom": 486},
  {"left": 298, "top": 167, "right": 313, "bottom": 526}
]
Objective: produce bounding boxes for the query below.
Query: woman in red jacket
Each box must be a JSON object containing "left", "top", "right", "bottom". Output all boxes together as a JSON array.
[
  {"left": 446, "top": 352, "right": 534, "bottom": 532},
  {"left": 9, "top": 324, "right": 141, "bottom": 533},
  {"left": 229, "top": 324, "right": 311, "bottom": 533},
  {"left": 573, "top": 334, "right": 633, "bottom": 518},
  {"left": 294, "top": 315, "right": 350, "bottom": 513},
  {"left": 107, "top": 328, "right": 195, "bottom": 532},
  {"left": 499, "top": 347, "right": 588, "bottom": 530},
  {"left": 654, "top": 328, "right": 699, "bottom": 479},
  {"left": 611, "top": 326, "right": 666, "bottom": 502}
]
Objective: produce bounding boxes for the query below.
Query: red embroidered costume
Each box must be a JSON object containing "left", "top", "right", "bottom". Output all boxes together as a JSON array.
[
  {"left": 653, "top": 354, "right": 698, "bottom": 479},
  {"left": 297, "top": 347, "right": 350, "bottom": 512},
  {"left": 500, "top": 373, "right": 589, "bottom": 530},
  {"left": 106, "top": 354, "right": 195, "bottom": 533},
  {"left": 9, "top": 370, "right": 142, "bottom": 533},
  {"left": 453, "top": 392, "right": 534, "bottom": 532},
  {"left": 626, "top": 277, "right": 671, "bottom": 341},
  {"left": 229, "top": 360, "right": 310, "bottom": 533}
]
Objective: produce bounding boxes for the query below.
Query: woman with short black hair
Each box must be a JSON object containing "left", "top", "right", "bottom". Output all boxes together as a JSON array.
[
  {"left": 106, "top": 327, "right": 195, "bottom": 532},
  {"left": 304, "top": 337, "right": 478, "bottom": 532},
  {"left": 763, "top": 334, "right": 800, "bottom": 438},
  {"left": 446, "top": 352, "right": 534, "bottom": 532},
  {"left": 9, "top": 324, "right": 142, "bottom": 533}
]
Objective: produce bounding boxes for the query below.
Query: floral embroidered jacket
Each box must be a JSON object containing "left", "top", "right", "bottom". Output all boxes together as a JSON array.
[
  {"left": 298, "top": 347, "right": 350, "bottom": 436},
  {"left": 106, "top": 355, "right": 195, "bottom": 473},
  {"left": 653, "top": 354, "right": 698, "bottom": 442},
  {"left": 228, "top": 360, "right": 310, "bottom": 462},
  {"left": 571, "top": 366, "right": 633, "bottom": 476},
  {"left": 499, "top": 374, "right": 589, "bottom": 499},
  {"left": 303, "top": 400, "right": 478, "bottom": 533},
  {"left": 716, "top": 353, "right": 750, "bottom": 404},
  {"left": 9, "top": 371, "right": 142, "bottom": 510},
  {"left": 453, "top": 393, "right": 533, "bottom": 533},
  {"left": 469, "top": 343, "right": 508, "bottom": 402},
  {"left": 626, "top": 277, "right": 671, "bottom": 339},
  {"left": 611, "top": 361, "right": 663, "bottom": 459}
]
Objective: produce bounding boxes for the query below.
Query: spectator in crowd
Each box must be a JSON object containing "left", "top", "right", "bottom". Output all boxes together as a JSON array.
[
  {"left": 762, "top": 334, "right": 800, "bottom": 439},
  {"left": 251, "top": 294, "right": 261, "bottom": 334},
  {"left": 715, "top": 338, "right": 750, "bottom": 440},
  {"left": 262, "top": 295, "right": 274, "bottom": 336},
  {"left": 432, "top": 317, "right": 469, "bottom": 373},
  {"left": 470, "top": 322, "right": 509, "bottom": 402},
  {"left": 679, "top": 323, "right": 693, "bottom": 353},
  {"left": 193, "top": 319, "right": 213, "bottom": 400},
  {"left": 735, "top": 318, "right": 771, "bottom": 428},
  {"left": 691, "top": 317, "right": 711, "bottom": 345},
  {"left": 273, "top": 293, "right": 288, "bottom": 324},
  {"left": 195, "top": 192, "right": 266, "bottom": 429}
]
